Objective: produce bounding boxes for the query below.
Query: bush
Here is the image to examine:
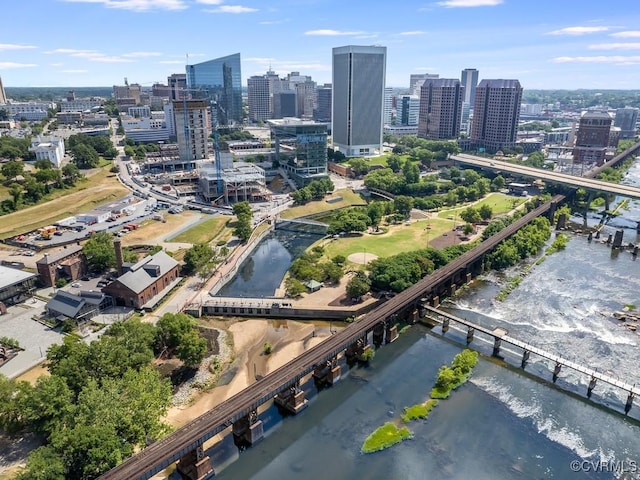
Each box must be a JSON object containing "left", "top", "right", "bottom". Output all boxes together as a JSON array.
[
  {"left": 401, "top": 399, "right": 438, "bottom": 423},
  {"left": 0, "top": 337, "right": 21, "bottom": 350},
  {"left": 361, "top": 422, "right": 412, "bottom": 454},
  {"left": 55, "top": 278, "right": 68, "bottom": 288},
  {"left": 263, "top": 342, "right": 272, "bottom": 355}
]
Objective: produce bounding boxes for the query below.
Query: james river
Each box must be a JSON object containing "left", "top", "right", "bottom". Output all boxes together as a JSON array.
[{"left": 212, "top": 162, "right": 640, "bottom": 480}]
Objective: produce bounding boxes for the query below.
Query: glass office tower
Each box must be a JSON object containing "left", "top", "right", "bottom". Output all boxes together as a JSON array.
[{"left": 186, "top": 53, "right": 242, "bottom": 125}]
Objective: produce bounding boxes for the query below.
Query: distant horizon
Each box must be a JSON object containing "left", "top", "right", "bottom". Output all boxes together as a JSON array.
[{"left": 1, "top": 1, "right": 639, "bottom": 90}]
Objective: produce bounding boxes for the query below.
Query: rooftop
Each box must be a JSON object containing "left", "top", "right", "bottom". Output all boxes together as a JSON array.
[
  {"left": 0, "top": 265, "right": 37, "bottom": 289},
  {"left": 36, "top": 245, "right": 83, "bottom": 265}
]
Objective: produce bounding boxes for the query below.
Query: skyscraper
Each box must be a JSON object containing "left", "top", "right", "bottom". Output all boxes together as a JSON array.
[
  {"left": 397, "top": 94, "right": 420, "bottom": 127},
  {"left": 418, "top": 79, "right": 464, "bottom": 140},
  {"left": 173, "top": 99, "right": 210, "bottom": 163},
  {"left": 614, "top": 108, "right": 639, "bottom": 139},
  {"left": 573, "top": 111, "right": 613, "bottom": 165},
  {"left": 0, "top": 75, "right": 6, "bottom": 104},
  {"left": 167, "top": 73, "right": 187, "bottom": 101},
  {"left": 186, "top": 53, "right": 242, "bottom": 125},
  {"left": 461, "top": 68, "right": 479, "bottom": 106},
  {"left": 314, "top": 84, "right": 332, "bottom": 123},
  {"left": 383, "top": 87, "right": 394, "bottom": 126},
  {"left": 332, "top": 45, "right": 386, "bottom": 157},
  {"left": 247, "top": 75, "right": 272, "bottom": 122},
  {"left": 470, "top": 79, "right": 522, "bottom": 153},
  {"left": 409, "top": 73, "right": 439, "bottom": 96}
]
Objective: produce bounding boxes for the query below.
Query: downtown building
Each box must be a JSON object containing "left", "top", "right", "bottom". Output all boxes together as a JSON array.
[
  {"left": 469, "top": 79, "right": 522, "bottom": 153},
  {"left": 186, "top": 53, "right": 242, "bottom": 125},
  {"left": 332, "top": 45, "right": 386, "bottom": 157},
  {"left": 614, "top": 108, "right": 639, "bottom": 139},
  {"left": 418, "top": 78, "right": 464, "bottom": 140},
  {"left": 573, "top": 111, "right": 614, "bottom": 165}
]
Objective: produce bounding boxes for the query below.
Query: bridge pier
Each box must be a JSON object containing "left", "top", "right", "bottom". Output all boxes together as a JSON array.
[
  {"left": 466, "top": 272, "right": 472, "bottom": 285},
  {"left": 521, "top": 350, "right": 530, "bottom": 369},
  {"left": 345, "top": 337, "right": 372, "bottom": 363},
  {"left": 450, "top": 283, "right": 457, "bottom": 296},
  {"left": 441, "top": 317, "right": 450, "bottom": 334},
  {"left": 313, "top": 358, "right": 341, "bottom": 387},
  {"left": 232, "top": 409, "right": 264, "bottom": 446},
  {"left": 274, "top": 382, "right": 308, "bottom": 415},
  {"left": 385, "top": 323, "right": 398, "bottom": 344},
  {"left": 432, "top": 295, "right": 440, "bottom": 308},
  {"left": 492, "top": 337, "right": 502, "bottom": 357},
  {"left": 625, "top": 392, "right": 635, "bottom": 415},
  {"left": 588, "top": 232, "right": 593, "bottom": 242},
  {"left": 466, "top": 327, "right": 474, "bottom": 345},
  {"left": 556, "top": 212, "right": 567, "bottom": 230},
  {"left": 177, "top": 444, "right": 214, "bottom": 480},
  {"left": 612, "top": 229, "right": 624, "bottom": 249},
  {"left": 595, "top": 229, "right": 601, "bottom": 240},
  {"left": 548, "top": 201, "right": 557, "bottom": 223},
  {"left": 587, "top": 376, "right": 597, "bottom": 399},
  {"left": 372, "top": 324, "right": 385, "bottom": 347},
  {"left": 553, "top": 362, "right": 562, "bottom": 383},
  {"left": 409, "top": 308, "right": 419, "bottom": 324}
]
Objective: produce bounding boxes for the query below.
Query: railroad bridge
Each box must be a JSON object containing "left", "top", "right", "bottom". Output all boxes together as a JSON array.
[{"left": 99, "top": 196, "right": 563, "bottom": 480}]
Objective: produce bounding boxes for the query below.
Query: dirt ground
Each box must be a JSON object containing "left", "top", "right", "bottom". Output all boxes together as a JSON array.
[{"left": 121, "top": 211, "right": 200, "bottom": 246}]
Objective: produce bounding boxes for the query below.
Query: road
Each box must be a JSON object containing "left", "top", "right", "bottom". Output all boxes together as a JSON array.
[{"left": 452, "top": 153, "right": 640, "bottom": 199}]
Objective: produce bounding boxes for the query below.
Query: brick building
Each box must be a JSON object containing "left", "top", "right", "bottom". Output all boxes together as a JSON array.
[{"left": 36, "top": 245, "right": 86, "bottom": 287}]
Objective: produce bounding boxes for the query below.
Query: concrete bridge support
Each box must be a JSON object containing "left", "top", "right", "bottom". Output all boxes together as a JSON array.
[
  {"left": 492, "top": 337, "right": 502, "bottom": 357},
  {"left": 385, "top": 323, "right": 398, "bottom": 344},
  {"left": 345, "top": 337, "right": 372, "bottom": 363},
  {"left": 372, "top": 324, "right": 385, "bottom": 347},
  {"left": 466, "top": 327, "right": 474, "bottom": 345},
  {"left": 521, "top": 350, "right": 530, "bottom": 369},
  {"left": 232, "top": 409, "right": 264, "bottom": 446},
  {"left": 441, "top": 317, "right": 450, "bottom": 334},
  {"left": 432, "top": 296, "right": 440, "bottom": 308},
  {"left": 548, "top": 201, "right": 557, "bottom": 223},
  {"left": 275, "top": 382, "right": 308, "bottom": 415},
  {"left": 556, "top": 212, "right": 567, "bottom": 230},
  {"left": 313, "top": 358, "right": 341, "bottom": 387},
  {"left": 553, "top": 362, "right": 562, "bottom": 383},
  {"left": 625, "top": 392, "right": 635, "bottom": 415},
  {"left": 176, "top": 444, "right": 214, "bottom": 480},
  {"left": 587, "top": 377, "right": 597, "bottom": 399},
  {"left": 612, "top": 229, "right": 624, "bottom": 249}
]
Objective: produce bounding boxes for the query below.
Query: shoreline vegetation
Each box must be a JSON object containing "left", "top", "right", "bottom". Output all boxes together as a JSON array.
[{"left": 361, "top": 349, "right": 478, "bottom": 454}]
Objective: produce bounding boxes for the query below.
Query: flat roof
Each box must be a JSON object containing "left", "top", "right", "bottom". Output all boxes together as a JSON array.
[{"left": 0, "top": 265, "right": 37, "bottom": 290}]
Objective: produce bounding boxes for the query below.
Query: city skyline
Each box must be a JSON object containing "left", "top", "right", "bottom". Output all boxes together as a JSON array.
[{"left": 1, "top": 0, "right": 640, "bottom": 90}]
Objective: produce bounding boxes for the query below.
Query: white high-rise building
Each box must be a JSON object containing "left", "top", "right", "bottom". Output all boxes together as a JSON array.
[
  {"left": 383, "top": 87, "right": 394, "bottom": 126},
  {"left": 461, "top": 68, "right": 479, "bottom": 106},
  {"left": 332, "top": 45, "right": 386, "bottom": 157},
  {"left": 410, "top": 73, "right": 439, "bottom": 97}
]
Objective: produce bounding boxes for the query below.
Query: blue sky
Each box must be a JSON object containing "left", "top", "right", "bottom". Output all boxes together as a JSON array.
[{"left": 1, "top": 0, "right": 640, "bottom": 90}]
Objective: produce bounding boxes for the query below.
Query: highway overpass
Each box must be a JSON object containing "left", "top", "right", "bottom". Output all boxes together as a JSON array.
[{"left": 451, "top": 152, "right": 640, "bottom": 200}]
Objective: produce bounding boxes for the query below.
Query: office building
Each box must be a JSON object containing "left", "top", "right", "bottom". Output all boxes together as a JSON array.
[
  {"left": 397, "top": 94, "right": 420, "bottom": 127},
  {"left": 418, "top": 79, "right": 464, "bottom": 140},
  {"left": 410, "top": 73, "right": 439, "bottom": 96},
  {"left": 314, "top": 84, "right": 332, "bottom": 123},
  {"left": 614, "top": 108, "right": 639, "bottom": 139},
  {"left": 332, "top": 45, "right": 386, "bottom": 157},
  {"left": 461, "top": 68, "right": 479, "bottom": 106},
  {"left": 0, "top": 75, "right": 6, "bottom": 104},
  {"left": 248, "top": 75, "right": 272, "bottom": 122},
  {"left": 269, "top": 118, "right": 328, "bottom": 185},
  {"left": 168, "top": 73, "right": 187, "bottom": 101},
  {"left": 573, "top": 111, "right": 613, "bottom": 165},
  {"left": 383, "top": 87, "right": 394, "bottom": 126},
  {"left": 186, "top": 53, "right": 242, "bottom": 125},
  {"left": 470, "top": 79, "right": 522, "bottom": 153},
  {"left": 173, "top": 99, "right": 210, "bottom": 162},
  {"left": 113, "top": 80, "right": 141, "bottom": 109}
]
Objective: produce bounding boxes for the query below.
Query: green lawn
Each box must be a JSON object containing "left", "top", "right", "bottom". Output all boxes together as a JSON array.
[
  {"left": 170, "top": 216, "right": 231, "bottom": 244},
  {"left": 318, "top": 216, "right": 452, "bottom": 262},
  {"left": 279, "top": 188, "right": 367, "bottom": 219},
  {"left": 436, "top": 192, "right": 525, "bottom": 221},
  {"left": 361, "top": 422, "right": 412, "bottom": 454}
]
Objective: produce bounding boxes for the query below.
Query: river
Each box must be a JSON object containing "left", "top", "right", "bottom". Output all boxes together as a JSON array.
[{"left": 208, "top": 163, "right": 640, "bottom": 480}]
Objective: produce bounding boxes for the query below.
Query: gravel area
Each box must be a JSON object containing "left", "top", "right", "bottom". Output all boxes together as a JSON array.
[{"left": 171, "top": 329, "right": 231, "bottom": 406}]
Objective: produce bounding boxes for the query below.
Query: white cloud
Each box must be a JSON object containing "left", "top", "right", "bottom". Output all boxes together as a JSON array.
[
  {"left": 547, "top": 26, "right": 610, "bottom": 36},
  {"left": 159, "top": 60, "right": 187, "bottom": 64},
  {"left": 61, "top": 69, "right": 88, "bottom": 73},
  {"left": 122, "top": 51, "right": 163, "bottom": 57},
  {"left": 61, "top": 0, "right": 187, "bottom": 11},
  {"left": 44, "top": 48, "right": 94, "bottom": 55},
  {"left": 0, "top": 62, "right": 37, "bottom": 69},
  {"left": 204, "top": 5, "right": 258, "bottom": 13},
  {"left": 553, "top": 55, "right": 640, "bottom": 63},
  {"left": 611, "top": 31, "right": 640, "bottom": 38},
  {"left": 44, "top": 48, "right": 134, "bottom": 63},
  {"left": 436, "top": 0, "right": 502, "bottom": 7},
  {"left": 588, "top": 43, "right": 640, "bottom": 50},
  {"left": 195, "top": 0, "right": 223, "bottom": 3},
  {"left": 259, "top": 19, "right": 288, "bottom": 25},
  {"left": 304, "top": 29, "right": 366, "bottom": 36},
  {"left": 245, "top": 57, "right": 330, "bottom": 73},
  {"left": 0, "top": 43, "right": 37, "bottom": 51},
  {"left": 399, "top": 31, "right": 427, "bottom": 36}
]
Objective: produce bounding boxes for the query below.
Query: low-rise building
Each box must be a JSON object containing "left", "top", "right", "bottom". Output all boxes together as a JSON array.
[
  {"left": 36, "top": 245, "right": 86, "bottom": 287},
  {"left": 29, "top": 135, "right": 66, "bottom": 168},
  {"left": 102, "top": 250, "right": 180, "bottom": 310},
  {"left": 0, "top": 265, "right": 37, "bottom": 307},
  {"left": 45, "top": 290, "right": 111, "bottom": 323}
]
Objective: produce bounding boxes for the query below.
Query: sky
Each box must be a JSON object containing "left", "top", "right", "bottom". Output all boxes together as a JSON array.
[{"left": 1, "top": 0, "right": 640, "bottom": 90}]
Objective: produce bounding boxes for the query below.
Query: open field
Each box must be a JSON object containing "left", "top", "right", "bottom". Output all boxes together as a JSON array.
[
  {"left": 436, "top": 192, "right": 525, "bottom": 220},
  {"left": 0, "top": 169, "right": 128, "bottom": 240},
  {"left": 318, "top": 216, "right": 452, "bottom": 262},
  {"left": 170, "top": 216, "right": 232, "bottom": 245},
  {"left": 122, "top": 211, "right": 200, "bottom": 246},
  {"left": 279, "top": 188, "right": 367, "bottom": 219}
]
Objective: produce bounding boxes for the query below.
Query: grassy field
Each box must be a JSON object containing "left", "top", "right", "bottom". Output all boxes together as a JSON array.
[
  {"left": 318, "top": 216, "right": 452, "bottom": 261},
  {"left": 0, "top": 168, "right": 128, "bottom": 240},
  {"left": 436, "top": 192, "right": 525, "bottom": 221},
  {"left": 279, "top": 188, "right": 367, "bottom": 219},
  {"left": 170, "top": 216, "right": 231, "bottom": 245},
  {"left": 122, "top": 211, "right": 199, "bottom": 246}
]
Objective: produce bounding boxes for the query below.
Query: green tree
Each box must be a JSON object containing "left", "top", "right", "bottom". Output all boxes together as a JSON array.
[
  {"left": 71, "top": 143, "right": 100, "bottom": 169},
  {"left": 1, "top": 160, "right": 24, "bottom": 181},
  {"left": 479, "top": 204, "right": 493, "bottom": 220},
  {"left": 387, "top": 154, "right": 402, "bottom": 173},
  {"left": 403, "top": 159, "right": 420, "bottom": 184},
  {"left": 346, "top": 275, "right": 371, "bottom": 300},
  {"left": 155, "top": 313, "right": 206, "bottom": 367},
  {"left": 491, "top": 174, "right": 506, "bottom": 191},
  {"left": 463, "top": 223, "right": 474, "bottom": 235},
  {"left": 349, "top": 157, "right": 369, "bottom": 176},
  {"left": 34, "top": 159, "right": 54, "bottom": 170},
  {"left": 16, "top": 445, "right": 67, "bottom": 480},
  {"left": 460, "top": 207, "right": 481, "bottom": 224},
  {"left": 62, "top": 163, "right": 82, "bottom": 185},
  {"left": 394, "top": 195, "right": 414, "bottom": 218},
  {"left": 82, "top": 231, "right": 116, "bottom": 272},
  {"left": 175, "top": 330, "right": 208, "bottom": 368},
  {"left": 234, "top": 216, "right": 253, "bottom": 242},
  {"left": 18, "top": 375, "right": 73, "bottom": 436},
  {"left": 9, "top": 183, "right": 23, "bottom": 209},
  {"left": 285, "top": 277, "right": 306, "bottom": 297},
  {"left": 367, "top": 202, "right": 385, "bottom": 231},
  {"left": 183, "top": 243, "right": 215, "bottom": 275}
]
